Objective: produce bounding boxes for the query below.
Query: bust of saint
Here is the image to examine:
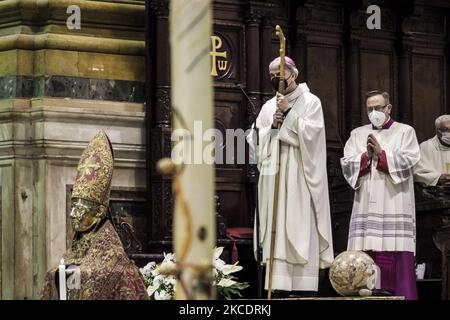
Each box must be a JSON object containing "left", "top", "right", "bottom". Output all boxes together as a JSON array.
[{"left": 41, "top": 131, "right": 148, "bottom": 300}]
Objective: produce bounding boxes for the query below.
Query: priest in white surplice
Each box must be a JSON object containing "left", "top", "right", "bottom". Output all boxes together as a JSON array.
[
  {"left": 247, "top": 57, "right": 334, "bottom": 295},
  {"left": 414, "top": 115, "right": 450, "bottom": 186},
  {"left": 340, "top": 90, "right": 420, "bottom": 300}
]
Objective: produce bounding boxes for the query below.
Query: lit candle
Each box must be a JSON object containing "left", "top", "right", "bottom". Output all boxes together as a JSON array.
[
  {"left": 169, "top": 0, "right": 215, "bottom": 299},
  {"left": 58, "top": 258, "right": 67, "bottom": 300}
]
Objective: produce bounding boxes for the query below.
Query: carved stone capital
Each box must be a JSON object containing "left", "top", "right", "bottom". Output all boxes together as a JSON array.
[
  {"left": 246, "top": 1, "right": 274, "bottom": 25},
  {"left": 260, "top": 15, "right": 274, "bottom": 29},
  {"left": 349, "top": 9, "right": 366, "bottom": 30},
  {"left": 245, "top": 10, "right": 262, "bottom": 26},
  {"left": 150, "top": 0, "right": 169, "bottom": 19}
]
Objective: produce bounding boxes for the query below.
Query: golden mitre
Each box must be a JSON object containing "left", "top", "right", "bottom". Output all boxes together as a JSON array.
[{"left": 72, "top": 131, "right": 114, "bottom": 211}]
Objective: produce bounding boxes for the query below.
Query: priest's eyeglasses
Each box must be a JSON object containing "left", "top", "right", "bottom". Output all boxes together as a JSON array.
[{"left": 367, "top": 104, "right": 388, "bottom": 112}]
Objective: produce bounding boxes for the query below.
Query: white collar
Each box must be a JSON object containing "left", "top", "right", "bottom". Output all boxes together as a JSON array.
[{"left": 285, "top": 83, "right": 309, "bottom": 102}]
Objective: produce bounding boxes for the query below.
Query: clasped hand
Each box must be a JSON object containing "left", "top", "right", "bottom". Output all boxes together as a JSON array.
[
  {"left": 272, "top": 93, "right": 289, "bottom": 128},
  {"left": 367, "top": 134, "right": 382, "bottom": 159}
]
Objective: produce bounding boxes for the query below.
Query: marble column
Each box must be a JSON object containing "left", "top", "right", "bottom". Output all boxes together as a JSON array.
[{"left": 0, "top": 0, "right": 146, "bottom": 299}]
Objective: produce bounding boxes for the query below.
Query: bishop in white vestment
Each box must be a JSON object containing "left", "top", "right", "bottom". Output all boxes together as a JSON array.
[
  {"left": 414, "top": 115, "right": 450, "bottom": 186},
  {"left": 247, "top": 57, "right": 334, "bottom": 293},
  {"left": 340, "top": 90, "right": 420, "bottom": 300}
]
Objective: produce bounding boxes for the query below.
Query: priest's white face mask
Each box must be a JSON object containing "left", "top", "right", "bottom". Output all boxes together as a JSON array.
[
  {"left": 438, "top": 127, "right": 450, "bottom": 145},
  {"left": 366, "top": 94, "right": 391, "bottom": 128},
  {"left": 368, "top": 110, "right": 386, "bottom": 128},
  {"left": 437, "top": 120, "right": 450, "bottom": 145},
  {"left": 440, "top": 132, "right": 450, "bottom": 145}
]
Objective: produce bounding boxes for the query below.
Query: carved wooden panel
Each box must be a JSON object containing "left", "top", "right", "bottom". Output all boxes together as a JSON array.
[
  {"left": 214, "top": 91, "right": 246, "bottom": 167},
  {"left": 307, "top": 45, "right": 343, "bottom": 142},
  {"left": 403, "top": 8, "right": 446, "bottom": 36},
  {"left": 150, "top": 179, "right": 172, "bottom": 240},
  {"left": 109, "top": 192, "right": 147, "bottom": 254},
  {"left": 212, "top": 24, "right": 245, "bottom": 86},
  {"left": 214, "top": 89, "right": 248, "bottom": 228},
  {"left": 412, "top": 55, "right": 446, "bottom": 142},
  {"left": 216, "top": 183, "right": 249, "bottom": 228},
  {"left": 416, "top": 210, "right": 443, "bottom": 279},
  {"left": 310, "top": 2, "right": 344, "bottom": 25},
  {"left": 360, "top": 51, "right": 395, "bottom": 124}
]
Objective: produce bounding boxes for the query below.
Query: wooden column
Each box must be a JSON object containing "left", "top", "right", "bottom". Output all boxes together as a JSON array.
[
  {"left": 153, "top": 0, "right": 171, "bottom": 128},
  {"left": 291, "top": 2, "right": 306, "bottom": 83},
  {"left": 345, "top": 37, "right": 361, "bottom": 134},
  {"left": 292, "top": 33, "right": 307, "bottom": 83},
  {"left": 244, "top": 7, "right": 262, "bottom": 236},
  {"left": 398, "top": 43, "right": 412, "bottom": 124},
  {"left": 149, "top": 0, "right": 173, "bottom": 245},
  {"left": 260, "top": 16, "right": 274, "bottom": 104},
  {"left": 447, "top": 12, "right": 450, "bottom": 115},
  {"left": 245, "top": 11, "right": 262, "bottom": 128}
]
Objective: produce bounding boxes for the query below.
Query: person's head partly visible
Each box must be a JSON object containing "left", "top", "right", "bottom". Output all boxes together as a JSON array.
[
  {"left": 435, "top": 115, "right": 450, "bottom": 146},
  {"left": 366, "top": 90, "right": 392, "bottom": 128},
  {"left": 70, "top": 198, "right": 107, "bottom": 233},
  {"left": 269, "top": 56, "right": 298, "bottom": 94},
  {"left": 71, "top": 130, "right": 114, "bottom": 234}
]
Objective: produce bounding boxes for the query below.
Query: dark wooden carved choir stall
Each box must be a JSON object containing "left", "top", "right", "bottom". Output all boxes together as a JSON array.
[{"left": 108, "top": 0, "right": 450, "bottom": 299}]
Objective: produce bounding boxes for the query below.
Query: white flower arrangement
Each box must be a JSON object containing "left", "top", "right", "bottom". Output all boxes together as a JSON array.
[{"left": 139, "top": 247, "right": 249, "bottom": 300}]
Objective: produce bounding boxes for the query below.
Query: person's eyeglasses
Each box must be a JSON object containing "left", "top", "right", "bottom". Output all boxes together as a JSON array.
[{"left": 367, "top": 105, "right": 388, "bottom": 112}]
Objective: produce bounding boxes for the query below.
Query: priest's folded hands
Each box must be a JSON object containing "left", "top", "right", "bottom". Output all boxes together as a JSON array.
[{"left": 367, "top": 133, "right": 382, "bottom": 159}]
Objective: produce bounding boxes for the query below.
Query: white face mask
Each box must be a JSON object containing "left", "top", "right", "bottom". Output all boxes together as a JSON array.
[
  {"left": 368, "top": 110, "right": 386, "bottom": 128},
  {"left": 440, "top": 132, "right": 450, "bottom": 145}
]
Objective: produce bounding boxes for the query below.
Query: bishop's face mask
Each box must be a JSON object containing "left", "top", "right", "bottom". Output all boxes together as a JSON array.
[{"left": 270, "top": 74, "right": 292, "bottom": 92}]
